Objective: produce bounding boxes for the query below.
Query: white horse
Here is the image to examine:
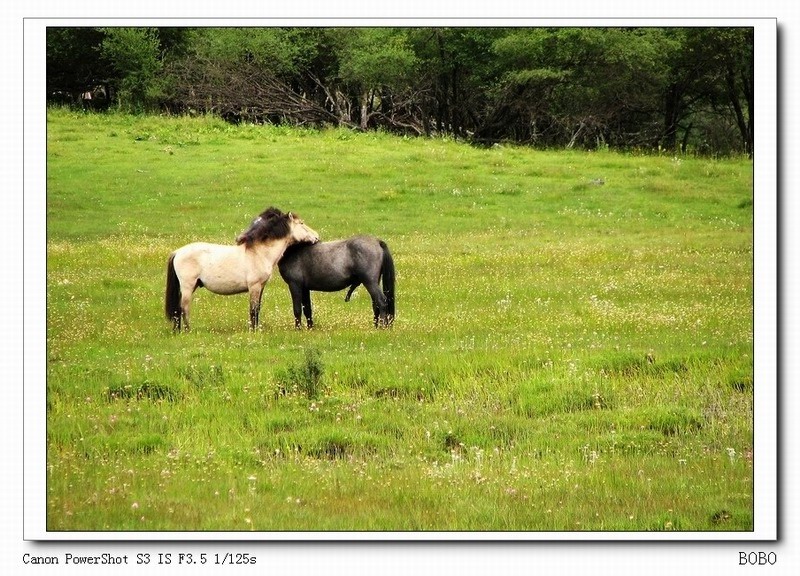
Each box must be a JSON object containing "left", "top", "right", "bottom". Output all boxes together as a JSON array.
[{"left": 165, "top": 207, "right": 319, "bottom": 331}]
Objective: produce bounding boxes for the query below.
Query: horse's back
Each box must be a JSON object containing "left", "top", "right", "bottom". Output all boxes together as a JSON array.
[
  {"left": 173, "top": 242, "right": 238, "bottom": 267},
  {"left": 345, "top": 235, "right": 385, "bottom": 269},
  {"left": 173, "top": 242, "right": 250, "bottom": 295},
  {"left": 279, "top": 240, "right": 352, "bottom": 289},
  {"left": 312, "top": 236, "right": 383, "bottom": 271},
  {"left": 279, "top": 235, "right": 383, "bottom": 291}
]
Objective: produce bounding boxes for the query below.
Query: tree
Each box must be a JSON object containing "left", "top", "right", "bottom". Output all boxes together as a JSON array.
[
  {"left": 99, "top": 27, "right": 164, "bottom": 111},
  {"left": 46, "top": 27, "right": 112, "bottom": 104},
  {"left": 658, "top": 28, "right": 754, "bottom": 156},
  {"left": 690, "top": 28, "right": 754, "bottom": 156},
  {"left": 479, "top": 28, "right": 670, "bottom": 148},
  {"left": 407, "top": 28, "right": 505, "bottom": 137},
  {"left": 326, "top": 28, "right": 418, "bottom": 130},
  {"left": 45, "top": 26, "right": 755, "bottom": 155},
  {"left": 163, "top": 29, "right": 336, "bottom": 125}
]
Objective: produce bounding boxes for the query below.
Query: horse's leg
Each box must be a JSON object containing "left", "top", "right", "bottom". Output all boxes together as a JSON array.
[
  {"left": 345, "top": 283, "right": 360, "bottom": 302},
  {"left": 288, "top": 284, "right": 303, "bottom": 329},
  {"left": 302, "top": 288, "right": 313, "bottom": 329},
  {"left": 171, "top": 301, "right": 182, "bottom": 332},
  {"left": 363, "top": 281, "right": 388, "bottom": 328},
  {"left": 170, "top": 311, "right": 181, "bottom": 332},
  {"left": 249, "top": 285, "right": 264, "bottom": 330},
  {"left": 180, "top": 288, "right": 193, "bottom": 332}
]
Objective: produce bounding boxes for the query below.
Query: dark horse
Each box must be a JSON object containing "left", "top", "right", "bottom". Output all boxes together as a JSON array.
[{"left": 277, "top": 235, "right": 395, "bottom": 328}]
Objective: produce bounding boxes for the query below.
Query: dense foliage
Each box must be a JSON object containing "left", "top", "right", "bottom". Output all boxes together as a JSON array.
[{"left": 46, "top": 26, "right": 753, "bottom": 155}]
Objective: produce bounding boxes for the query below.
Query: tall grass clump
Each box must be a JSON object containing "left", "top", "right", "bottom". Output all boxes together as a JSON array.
[{"left": 276, "top": 348, "right": 325, "bottom": 400}]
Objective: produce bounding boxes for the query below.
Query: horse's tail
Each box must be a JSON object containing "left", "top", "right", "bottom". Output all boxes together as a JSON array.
[
  {"left": 379, "top": 240, "right": 395, "bottom": 323},
  {"left": 165, "top": 253, "right": 181, "bottom": 323}
]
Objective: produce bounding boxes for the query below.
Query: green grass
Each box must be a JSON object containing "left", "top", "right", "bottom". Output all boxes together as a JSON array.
[{"left": 45, "top": 108, "right": 754, "bottom": 532}]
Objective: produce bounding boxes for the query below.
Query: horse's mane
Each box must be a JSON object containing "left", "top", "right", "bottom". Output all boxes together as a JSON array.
[{"left": 236, "top": 207, "right": 292, "bottom": 247}]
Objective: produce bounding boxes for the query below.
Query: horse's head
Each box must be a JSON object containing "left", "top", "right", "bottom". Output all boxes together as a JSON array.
[
  {"left": 236, "top": 216, "right": 261, "bottom": 245},
  {"left": 287, "top": 212, "right": 320, "bottom": 245},
  {"left": 236, "top": 209, "right": 287, "bottom": 246},
  {"left": 236, "top": 208, "right": 319, "bottom": 247}
]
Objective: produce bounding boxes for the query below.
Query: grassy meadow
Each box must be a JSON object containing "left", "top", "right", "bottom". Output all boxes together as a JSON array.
[{"left": 44, "top": 108, "right": 754, "bottom": 533}]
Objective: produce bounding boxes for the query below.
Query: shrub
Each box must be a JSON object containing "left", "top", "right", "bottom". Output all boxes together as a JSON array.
[{"left": 277, "top": 348, "right": 325, "bottom": 400}]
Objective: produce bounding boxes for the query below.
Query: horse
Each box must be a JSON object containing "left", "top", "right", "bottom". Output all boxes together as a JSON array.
[
  {"left": 165, "top": 207, "right": 319, "bottom": 332},
  {"left": 277, "top": 235, "right": 395, "bottom": 329}
]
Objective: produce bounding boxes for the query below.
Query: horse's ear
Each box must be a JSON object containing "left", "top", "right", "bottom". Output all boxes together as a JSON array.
[{"left": 287, "top": 212, "right": 293, "bottom": 219}]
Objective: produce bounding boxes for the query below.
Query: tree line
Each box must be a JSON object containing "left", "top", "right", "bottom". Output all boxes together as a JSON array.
[{"left": 46, "top": 27, "right": 754, "bottom": 156}]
